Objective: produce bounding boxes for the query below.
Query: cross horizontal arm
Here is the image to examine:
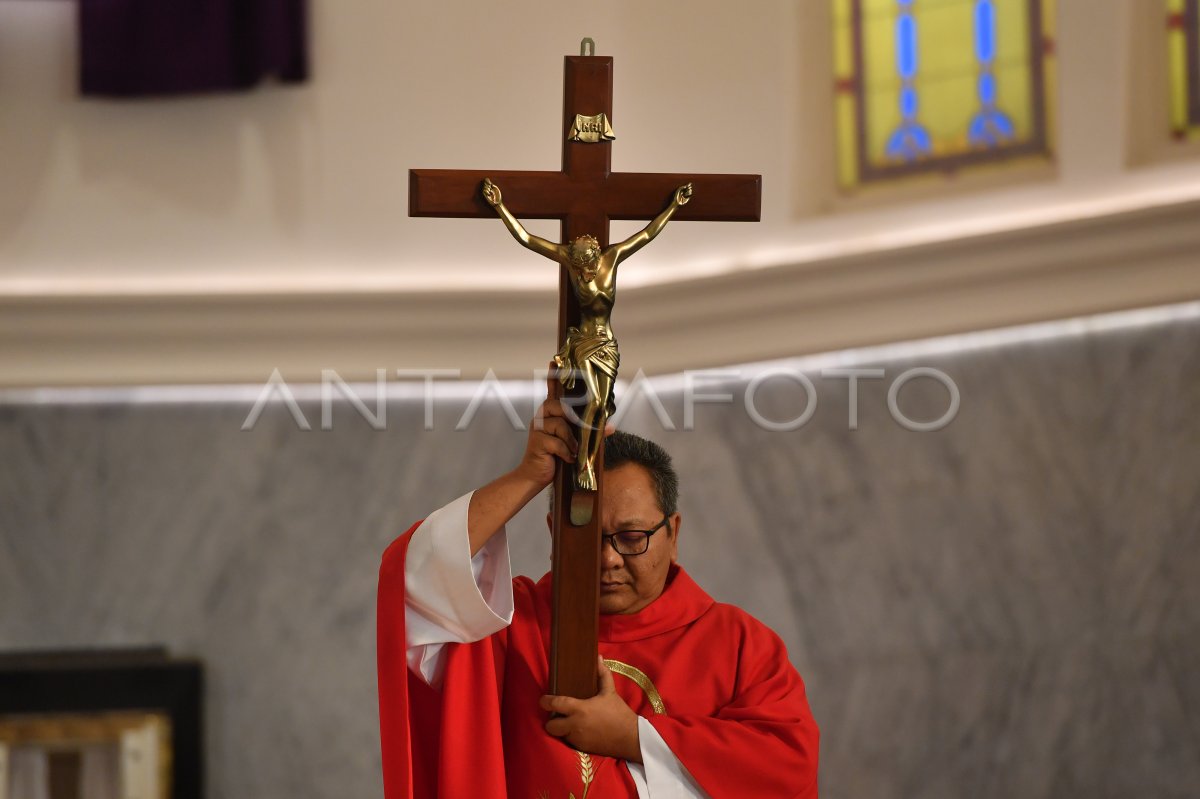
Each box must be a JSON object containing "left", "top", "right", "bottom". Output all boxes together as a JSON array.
[
  {"left": 603, "top": 173, "right": 762, "bottom": 222},
  {"left": 409, "top": 169, "right": 574, "bottom": 219},
  {"left": 411, "top": 169, "right": 762, "bottom": 222}
]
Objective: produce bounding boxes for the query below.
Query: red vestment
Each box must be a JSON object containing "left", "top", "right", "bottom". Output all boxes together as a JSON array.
[{"left": 378, "top": 522, "right": 820, "bottom": 798}]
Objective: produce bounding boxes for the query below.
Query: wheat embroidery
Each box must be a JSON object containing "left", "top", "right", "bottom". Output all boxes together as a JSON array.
[{"left": 577, "top": 751, "right": 594, "bottom": 799}]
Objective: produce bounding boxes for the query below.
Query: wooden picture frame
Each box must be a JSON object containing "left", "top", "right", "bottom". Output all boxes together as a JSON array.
[{"left": 0, "top": 649, "right": 202, "bottom": 799}]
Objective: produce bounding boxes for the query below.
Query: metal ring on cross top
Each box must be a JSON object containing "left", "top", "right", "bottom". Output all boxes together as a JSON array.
[{"left": 580, "top": 38, "right": 595, "bottom": 57}]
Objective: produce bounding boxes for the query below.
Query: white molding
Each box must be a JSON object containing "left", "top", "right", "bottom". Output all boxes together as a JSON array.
[{"left": 3, "top": 199, "right": 1199, "bottom": 388}]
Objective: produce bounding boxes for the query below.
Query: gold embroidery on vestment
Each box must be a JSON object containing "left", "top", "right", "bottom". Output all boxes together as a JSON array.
[
  {"left": 603, "top": 659, "right": 666, "bottom": 715},
  {"left": 576, "top": 750, "right": 594, "bottom": 798}
]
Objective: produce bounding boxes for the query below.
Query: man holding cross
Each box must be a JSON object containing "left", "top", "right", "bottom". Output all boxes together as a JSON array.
[
  {"left": 381, "top": 48, "right": 816, "bottom": 797},
  {"left": 376, "top": 389, "right": 821, "bottom": 798}
]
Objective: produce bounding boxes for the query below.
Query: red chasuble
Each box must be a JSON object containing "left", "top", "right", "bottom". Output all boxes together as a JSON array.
[{"left": 378, "top": 523, "right": 820, "bottom": 798}]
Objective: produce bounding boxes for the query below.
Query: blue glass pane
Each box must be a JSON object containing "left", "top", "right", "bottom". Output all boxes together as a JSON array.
[
  {"left": 896, "top": 14, "right": 918, "bottom": 79},
  {"left": 975, "top": 1, "right": 997, "bottom": 62},
  {"left": 978, "top": 73, "right": 997, "bottom": 104}
]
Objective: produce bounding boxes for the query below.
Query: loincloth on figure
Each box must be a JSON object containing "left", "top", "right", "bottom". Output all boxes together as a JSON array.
[{"left": 553, "top": 326, "right": 619, "bottom": 415}]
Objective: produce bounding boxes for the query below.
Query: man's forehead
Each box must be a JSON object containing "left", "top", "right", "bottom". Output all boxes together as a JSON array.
[
  {"left": 610, "top": 515, "right": 659, "bottom": 529},
  {"left": 602, "top": 501, "right": 662, "bottom": 524},
  {"left": 601, "top": 464, "right": 663, "bottom": 521}
]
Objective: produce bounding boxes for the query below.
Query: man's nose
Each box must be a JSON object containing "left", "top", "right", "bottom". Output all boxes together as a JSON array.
[{"left": 600, "top": 537, "right": 624, "bottom": 568}]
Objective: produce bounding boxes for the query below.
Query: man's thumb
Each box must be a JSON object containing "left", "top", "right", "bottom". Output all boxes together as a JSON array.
[{"left": 597, "top": 655, "right": 615, "bottom": 694}]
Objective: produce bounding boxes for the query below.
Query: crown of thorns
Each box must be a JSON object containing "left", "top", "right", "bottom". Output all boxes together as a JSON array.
[{"left": 570, "top": 234, "right": 599, "bottom": 251}]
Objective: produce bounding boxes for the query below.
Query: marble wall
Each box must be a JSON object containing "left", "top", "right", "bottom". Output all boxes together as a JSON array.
[{"left": 2, "top": 307, "right": 1198, "bottom": 798}]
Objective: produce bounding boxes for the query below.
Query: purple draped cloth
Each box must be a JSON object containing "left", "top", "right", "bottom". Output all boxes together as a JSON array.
[{"left": 80, "top": 0, "right": 308, "bottom": 96}]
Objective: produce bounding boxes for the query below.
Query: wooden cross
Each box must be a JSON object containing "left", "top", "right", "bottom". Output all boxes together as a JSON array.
[{"left": 409, "top": 50, "right": 761, "bottom": 699}]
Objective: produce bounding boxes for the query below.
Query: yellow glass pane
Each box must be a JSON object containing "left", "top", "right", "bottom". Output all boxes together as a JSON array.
[
  {"left": 861, "top": 8, "right": 898, "bottom": 93},
  {"left": 993, "top": 0, "right": 1032, "bottom": 64},
  {"left": 865, "top": 86, "right": 902, "bottom": 165},
  {"left": 837, "top": 97, "right": 859, "bottom": 186},
  {"left": 833, "top": 0, "right": 856, "bottom": 76},
  {"left": 1042, "top": 0, "right": 1058, "bottom": 150},
  {"left": 861, "top": 0, "right": 901, "bottom": 20},
  {"left": 833, "top": 0, "right": 860, "bottom": 186},
  {"left": 920, "top": 72, "right": 978, "bottom": 152},
  {"left": 920, "top": 3, "right": 977, "bottom": 81},
  {"left": 994, "top": 62, "right": 1034, "bottom": 140},
  {"left": 1166, "top": 0, "right": 1200, "bottom": 139},
  {"left": 1192, "top": 4, "right": 1200, "bottom": 139},
  {"left": 1169, "top": 35, "right": 1188, "bottom": 132}
]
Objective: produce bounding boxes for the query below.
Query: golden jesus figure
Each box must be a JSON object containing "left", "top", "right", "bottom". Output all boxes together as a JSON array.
[{"left": 482, "top": 178, "right": 693, "bottom": 492}]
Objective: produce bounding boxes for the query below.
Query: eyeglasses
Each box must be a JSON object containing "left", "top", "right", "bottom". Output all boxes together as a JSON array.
[{"left": 601, "top": 515, "right": 670, "bottom": 556}]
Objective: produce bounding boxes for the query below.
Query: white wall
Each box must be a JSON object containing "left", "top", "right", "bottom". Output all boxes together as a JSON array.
[{"left": 1, "top": 0, "right": 1198, "bottom": 385}]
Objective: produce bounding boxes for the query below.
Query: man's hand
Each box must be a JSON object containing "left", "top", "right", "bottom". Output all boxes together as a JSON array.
[
  {"left": 466, "top": 367, "right": 614, "bottom": 556},
  {"left": 514, "top": 366, "right": 615, "bottom": 488},
  {"left": 515, "top": 393, "right": 578, "bottom": 489},
  {"left": 540, "top": 657, "right": 642, "bottom": 763}
]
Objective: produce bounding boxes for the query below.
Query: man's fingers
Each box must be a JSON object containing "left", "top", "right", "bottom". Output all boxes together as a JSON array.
[
  {"left": 540, "top": 692, "right": 581, "bottom": 738},
  {"left": 542, "top": 436, "right": 575, "bottom": 464},
  {"left": 544, "top": 717, "right": 572, "bottom": 738},
  {"left": 541, "top": 416, "right": 578, "bottom": 453},
  {"left": 530, "top": 423, "right": 575, "bottom": 463},
  {"left": 539, "top": 694, "right": 580, "bottom": 715},
  {"left": 532, "top": 401, "right": 580, "bottom": 454},
  {"left": 533, "top": 397, "right": 569, "bottom": 429}
]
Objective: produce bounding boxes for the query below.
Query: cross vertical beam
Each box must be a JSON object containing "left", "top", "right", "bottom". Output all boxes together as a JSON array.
[
  {"left": 549, "top": 55, "right": 612, "bottom": 700},
  {"left": 408, "top": 50, "right": 761, "bottom": 699}
]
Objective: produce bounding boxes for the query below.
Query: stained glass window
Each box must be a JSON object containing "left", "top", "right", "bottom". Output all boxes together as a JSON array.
[
  {"left": 1167, "top": 0, "right": 1200, "bottom": 139},
  {"left": 833, "top": 0, "right": 1057, "bottom": 190}
]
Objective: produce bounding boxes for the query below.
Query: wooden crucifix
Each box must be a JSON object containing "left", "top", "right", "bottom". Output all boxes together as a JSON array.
[{"left": 409, "top": 45, "right": 761, "bottom": 699}]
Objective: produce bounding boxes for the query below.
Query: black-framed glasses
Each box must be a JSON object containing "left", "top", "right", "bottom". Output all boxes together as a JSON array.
[{"left": 602, "top": 515, "right": 670, "bottom": 556}]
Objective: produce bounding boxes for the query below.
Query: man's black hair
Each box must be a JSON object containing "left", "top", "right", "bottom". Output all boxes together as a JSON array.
[{"left": 602, "top": 431, "right": 679, "bottom": 516}]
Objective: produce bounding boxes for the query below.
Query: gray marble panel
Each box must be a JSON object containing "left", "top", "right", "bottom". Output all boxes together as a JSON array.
[{"left": 1, "top": 310, "right": 1198, "bottom": 798}]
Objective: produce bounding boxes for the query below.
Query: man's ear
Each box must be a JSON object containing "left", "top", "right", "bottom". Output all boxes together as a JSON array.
[{"left": 668, "top": 512, "right": 681, "bottom": 563}]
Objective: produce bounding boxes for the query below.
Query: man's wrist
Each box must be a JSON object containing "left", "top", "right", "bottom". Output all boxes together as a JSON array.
[
  {"left": 505, "top": 466, "right": 549, "bottom": 500},
  {"left": 623, "top": 715, "right": 643, "bottom": 764}
]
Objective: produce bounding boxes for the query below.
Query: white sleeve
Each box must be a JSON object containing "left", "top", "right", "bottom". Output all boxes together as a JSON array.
[
  {"left": 404, "top": 490, "right": 514, "bottom": 686},
  {"left": 625, "top": 718, "right": 709, "bottom": 798}
]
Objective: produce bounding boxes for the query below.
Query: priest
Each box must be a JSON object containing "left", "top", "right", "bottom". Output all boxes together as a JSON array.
[{"left": 377, "top": 394, "right": 820, "bottom": 798}]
